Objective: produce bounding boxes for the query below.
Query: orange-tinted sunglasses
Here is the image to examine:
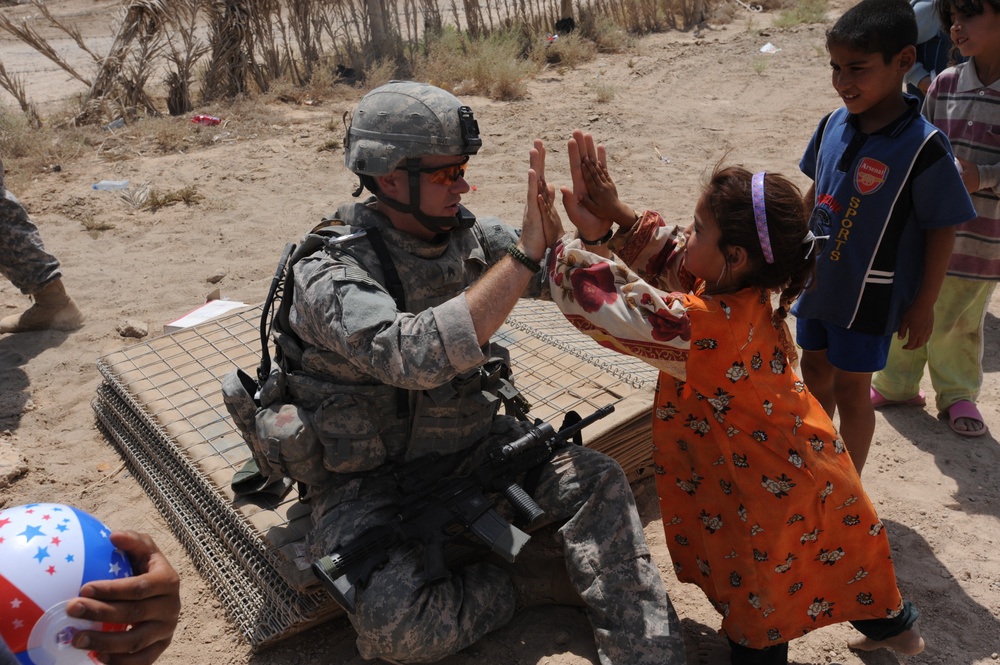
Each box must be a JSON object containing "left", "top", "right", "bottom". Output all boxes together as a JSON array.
[{"left": 399, "top": 156, "right": 469, "bottom": 186}]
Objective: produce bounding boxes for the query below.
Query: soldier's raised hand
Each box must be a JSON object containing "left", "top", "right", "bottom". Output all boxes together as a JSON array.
[{"left": 520, "top": 139, "right": 562, "bottom": 260}]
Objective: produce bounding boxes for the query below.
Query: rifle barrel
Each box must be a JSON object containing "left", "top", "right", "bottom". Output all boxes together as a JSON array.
[{"left": 499, "top": 404, "right": 615, "bottom": 459}]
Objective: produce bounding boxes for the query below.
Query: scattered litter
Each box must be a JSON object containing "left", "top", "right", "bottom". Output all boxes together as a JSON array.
[
  {"left": 92, "top": 180, "right": 129, "bottom": 191},
  {"left": 732, "top": 0, "right": 763, "bottom": 11},
  {"left": 104, "top": 118, "right": 125, "bottom": 130},
  {"left": 547, "top": 34, "right": 558, "bottom": 44},
  {"left": 759, "top": 42, "right": 781, "bottom": 54},
  {"left": 192, "top": 114, "right": 221, "bottom": 126},
  {"left": 164, "top": 298, "right": 247, "bottom": 334},
  {"left": 653, "top": 145, "right": 671, "bottom": 164}
]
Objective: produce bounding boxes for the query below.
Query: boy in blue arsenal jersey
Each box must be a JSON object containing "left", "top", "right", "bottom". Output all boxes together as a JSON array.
[{"left": 793, "top": 0, "right": 976, "bottom": 476}]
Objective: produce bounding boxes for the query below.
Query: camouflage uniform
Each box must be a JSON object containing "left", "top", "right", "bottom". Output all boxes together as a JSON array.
[
  {"left": 0, "top": 171, "right": 62, "bottom": 295},
  {"left": 291, "top": 200, "right": 685, "bottom": 664}
]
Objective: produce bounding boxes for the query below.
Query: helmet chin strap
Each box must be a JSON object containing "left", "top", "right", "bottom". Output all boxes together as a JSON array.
[{"left": 377, "top": 159, "right": 474, "bottom": 233}]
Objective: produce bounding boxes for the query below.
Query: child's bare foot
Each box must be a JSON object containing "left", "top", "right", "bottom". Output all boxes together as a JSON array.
[{"left": 848, "top": 627, "right": 925, "bottom": 656}]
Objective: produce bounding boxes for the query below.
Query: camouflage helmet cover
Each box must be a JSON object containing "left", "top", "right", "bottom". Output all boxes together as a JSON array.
[{"left": 344, "top": 81, "right": 482, "bottom": 176}]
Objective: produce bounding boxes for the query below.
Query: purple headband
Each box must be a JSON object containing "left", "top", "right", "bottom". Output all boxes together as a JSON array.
[{"left": 751, "top": 172, "right": 774, "bottom": 264}]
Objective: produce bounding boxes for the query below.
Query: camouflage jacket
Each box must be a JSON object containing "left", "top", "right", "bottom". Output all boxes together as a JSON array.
[{"left": 283, "top": 198, "right": 540, "bottom": 485}]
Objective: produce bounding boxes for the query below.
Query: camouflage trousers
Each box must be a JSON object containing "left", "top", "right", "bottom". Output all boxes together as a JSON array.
[
  {"left": 0, "top": 193, "right": 61, "bottom": 294},
  {"left": 309, "top": 418, "right": 685, "bottom": 665}
]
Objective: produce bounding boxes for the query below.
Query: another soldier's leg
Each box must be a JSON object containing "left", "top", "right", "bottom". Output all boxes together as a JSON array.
[
  {"left": 0, "top": 196, "right": 62, "bottom": 295},
  {"left": 531, "top": 444, "right": 686, "bottom": 665},
  {"left": 0, "top": 196, "right": 81, "bottom": 332}
]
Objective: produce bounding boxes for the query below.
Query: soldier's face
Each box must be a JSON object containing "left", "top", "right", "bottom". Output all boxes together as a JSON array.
[{"left": 412, "top": 155, "right": 471, "bottom": 218}]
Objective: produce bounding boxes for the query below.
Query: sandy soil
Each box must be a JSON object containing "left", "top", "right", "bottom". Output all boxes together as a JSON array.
[{"left": 2, "top": 1, "right": 999, "bottom": 664}]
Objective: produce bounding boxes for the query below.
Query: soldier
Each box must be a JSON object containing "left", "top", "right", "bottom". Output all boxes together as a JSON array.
[
  {"left": 0, "top": 159, "right": 82, "bottom": 334},
  {"left": 259, "top": 82, "right": 685, "bottom": 663}
]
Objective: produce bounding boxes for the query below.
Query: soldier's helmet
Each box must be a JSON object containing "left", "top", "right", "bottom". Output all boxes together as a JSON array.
[{"left": 345, "top": 81, "right": 482, "bottom": 176}]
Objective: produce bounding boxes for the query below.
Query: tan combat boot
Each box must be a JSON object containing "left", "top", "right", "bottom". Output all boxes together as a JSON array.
[{"left": 0, "top": 278, "right": 83, "bottom": 333}]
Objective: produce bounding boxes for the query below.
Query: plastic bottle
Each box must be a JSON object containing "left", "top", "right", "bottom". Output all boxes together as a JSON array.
[{"left": 92, "top": 180, "right": 129, "bottom": 191}]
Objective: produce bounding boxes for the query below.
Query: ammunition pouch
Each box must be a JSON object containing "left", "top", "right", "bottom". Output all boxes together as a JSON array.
[{"left": 222, "top": 368, "right": 295, "bottom": 497}]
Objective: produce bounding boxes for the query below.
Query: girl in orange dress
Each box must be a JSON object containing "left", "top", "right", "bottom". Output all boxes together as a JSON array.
[{"left": 541, "top": 130, "right": 925, "bottom": 664}]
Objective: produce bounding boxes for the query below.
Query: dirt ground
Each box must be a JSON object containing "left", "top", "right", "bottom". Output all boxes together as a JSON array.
[{"left": 2, "top": 1, "right": 999, "bottom": 664}]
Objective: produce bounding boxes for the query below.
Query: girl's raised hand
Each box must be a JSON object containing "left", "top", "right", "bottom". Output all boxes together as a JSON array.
[
  {"left": 578, "top": 154, "right": 635, "bottom": 225},
  {"left": 562, "top": 130, "right": 612, "bottom": 240}
]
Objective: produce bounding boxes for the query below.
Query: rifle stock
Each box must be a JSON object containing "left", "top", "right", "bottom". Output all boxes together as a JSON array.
[{"left": 311, "top": 405, "right": 614, "bottom": 613}]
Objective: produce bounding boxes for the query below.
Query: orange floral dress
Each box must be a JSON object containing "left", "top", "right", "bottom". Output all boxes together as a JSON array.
[{"left": 549, "top": 213, "right": 905, "bottom": 649}]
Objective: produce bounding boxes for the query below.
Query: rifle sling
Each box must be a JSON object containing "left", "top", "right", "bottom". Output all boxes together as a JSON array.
[{"left": 363, "top": 226, "right": 410, "bottom": 420}]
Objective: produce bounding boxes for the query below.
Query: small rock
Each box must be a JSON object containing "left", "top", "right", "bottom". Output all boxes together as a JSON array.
[
  {"left": 117, "top": 319, "right": 148, "bottom": 338},
  {"left": 553, "top": 631, "right": 570, "bottom": 646},
  {"left": 206, "top": 269, "right": 227, "bottom": 284},
  {"left": 51, "top": 164, "right": 61, "bottom": 172},
  {"left": 0, "top": 440, "right": 28, "bottom": 489}
]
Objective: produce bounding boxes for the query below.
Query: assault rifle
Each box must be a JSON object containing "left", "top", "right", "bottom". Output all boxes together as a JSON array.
[{"left": 311, "top": 405, "right": 614, "bottom": 613}]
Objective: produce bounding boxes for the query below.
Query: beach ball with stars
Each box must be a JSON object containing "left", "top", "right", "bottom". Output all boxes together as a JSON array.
[{"left": 0, "top": 503, "right": 132, "bottom": 664}]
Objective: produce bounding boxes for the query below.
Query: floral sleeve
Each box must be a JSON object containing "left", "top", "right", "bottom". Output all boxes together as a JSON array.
[
  {"left": 548, "top": 234, "right": 695, "bottom": 381},
  {"left": 609, "top": 211, "right": 695, "bottom": 293}
]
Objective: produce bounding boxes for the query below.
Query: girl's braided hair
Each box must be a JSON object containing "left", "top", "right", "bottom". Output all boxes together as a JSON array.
[{"left": 703, "top": 164, "right": 815, "bottom": 325}]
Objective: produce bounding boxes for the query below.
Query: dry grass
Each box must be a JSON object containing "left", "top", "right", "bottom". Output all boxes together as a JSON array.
[
  {"left": 0, "top": 103, "right": 103, "bottom": 188},
  {"left": 0, "top": 0, "right": 741, "bottom": 180},
  {"left": 416, "top": 28, "right": 538, "bottom": 101},
  {"left": 592, "top": 81, "right": 617, "bottom": 103},
  {"left": 773, "top": 0, "right": 829, "bottom": 28},
  {"left": 533, "top": 33, "right": 598, "bottom": 67},
  {"left": 577, "top": 15, "right": 632, "bottom": 53},
  {"left": 142, "top": 185, "right": 205, "bottom": 212},
  {"left": 318, "top": 138, "right": 342, "bottom": 153},
  {"left": 81, "top": 215, "right": 116, "bottom": 238}
]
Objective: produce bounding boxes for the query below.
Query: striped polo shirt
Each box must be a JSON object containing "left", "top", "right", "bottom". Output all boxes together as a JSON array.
[{"left": 925, "top": 61, "right": 1000, "bottom": 280}]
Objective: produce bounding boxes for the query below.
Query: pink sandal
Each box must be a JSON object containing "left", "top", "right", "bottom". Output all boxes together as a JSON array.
[
  {"left": 944, "top": 400, "right": 988, "bottom": 437},
  {"left": 870, "top": 386, "right": 926, "bottom": 408}
]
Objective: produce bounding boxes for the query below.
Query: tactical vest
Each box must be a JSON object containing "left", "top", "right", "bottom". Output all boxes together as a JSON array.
[{"left": 223, "top": 200, "right": 527, "bottom": 496}]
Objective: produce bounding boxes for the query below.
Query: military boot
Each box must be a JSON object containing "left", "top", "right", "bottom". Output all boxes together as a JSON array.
[{"left": 0, "top": 278, "right": 83, "bottom": 333}]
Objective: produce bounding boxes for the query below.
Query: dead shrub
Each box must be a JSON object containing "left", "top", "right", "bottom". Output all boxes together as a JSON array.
[
  {"left": 532, "top": 33, "right": 597, "bottom": 67},
  {"left": 417, "top": 30, "right": 536, "bottom": 100},
  {"left": 143, "top": 185, "right": 205, "bottom": 212},
  {"left": 773, "top": 0, "right": 829, "bottom": 27},
  {"left": 81, "top": 215, "right": 116, "bottom": 238},
  {"left": 580, "top": 16, "right": 632, "bottom": 53},
  {"left": 364, "top": 58, "right": 400, "bottom": 91},
  {"left": 413, "top": 27, "right": 471, "bottom": 91}
]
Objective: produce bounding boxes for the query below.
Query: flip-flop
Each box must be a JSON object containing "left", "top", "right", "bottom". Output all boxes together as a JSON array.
[
  {"left": 870, "top": 386, "right": 926, "bottom": 408},
  {"left": 944, "top": 399, "right": 989, "bottom": 437}
]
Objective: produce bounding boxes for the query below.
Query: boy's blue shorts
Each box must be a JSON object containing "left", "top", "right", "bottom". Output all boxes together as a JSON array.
[{"left": 795, "top": 318, "right": 892, "bottom": 373}]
